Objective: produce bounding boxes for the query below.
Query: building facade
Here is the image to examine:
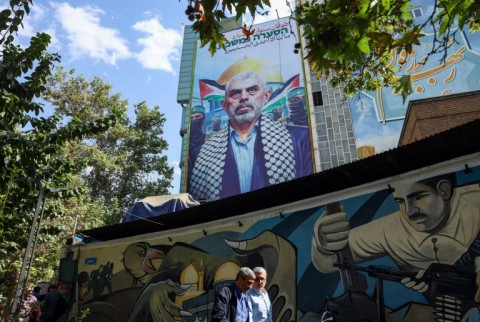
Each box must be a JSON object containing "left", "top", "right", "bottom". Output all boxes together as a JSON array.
[{"left": 176, "top": 0, "right": 480, "bottom": 200}]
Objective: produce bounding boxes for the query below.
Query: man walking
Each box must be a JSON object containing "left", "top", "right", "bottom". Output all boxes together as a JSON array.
[
  {"left": 211, "top": 267, "right": 255, "bottom": 322},
  {"left": 248, "top": 267, "right": 272, "bottom": 322}
]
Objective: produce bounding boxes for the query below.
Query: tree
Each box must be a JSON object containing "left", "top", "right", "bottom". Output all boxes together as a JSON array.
[
  {"left": 184, "top": 0, "right": 480, "bottom": 100},
  {"left": 0, "top": 66, "right": 175, "bottom": 319},
  {"left": 0, "top": 1, "right": 119, "bottom": 318},
  {"left": 45, "top": 68, "right": 174, "bottom": 224},
  {"left": 1, "top": 61, "right": 174, "bottom": 318}
]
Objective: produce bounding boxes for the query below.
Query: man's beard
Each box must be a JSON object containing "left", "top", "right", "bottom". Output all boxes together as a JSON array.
[{"left": 232, "top": 102, "right": 261, "bottom": 125}]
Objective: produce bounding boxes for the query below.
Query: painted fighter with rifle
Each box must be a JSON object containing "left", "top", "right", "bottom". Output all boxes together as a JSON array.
[{"left": 312, "top": 174, "right": 480, "bottom": 321}]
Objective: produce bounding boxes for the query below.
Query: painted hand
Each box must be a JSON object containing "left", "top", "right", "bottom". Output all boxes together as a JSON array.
[
  {"left": 314, "top": 212, "right": 351, "bottom": 253},
  {"left": 401, "top": 270, "right": 428, "bottom": 293},
  {"left": 148, "top": 280, "right": 193, "bottom": 322}
]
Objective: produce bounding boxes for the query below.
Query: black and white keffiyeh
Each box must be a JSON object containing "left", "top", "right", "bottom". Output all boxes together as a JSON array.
[{"left": 190, "top": 116, "right": 296, "bottom": 200}]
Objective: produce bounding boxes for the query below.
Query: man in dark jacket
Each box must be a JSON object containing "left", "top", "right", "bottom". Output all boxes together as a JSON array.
[
  {"left": 212, "top": 267, "right": 255, "bottom": 322},
  {"left": 40, "top": 284, "right": 67, "bottom": 322}
]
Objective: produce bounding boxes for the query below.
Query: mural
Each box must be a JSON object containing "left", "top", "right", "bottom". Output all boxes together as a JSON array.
[
  {"left": 67, "top": 164, "right": 480, "bottom": 321},
  {"left": 350, "top": 0, "right": 480, "bottom": 155},
  {"left": 186, "top": 17, "right": 314, "bottom": 201},
  {"left": 69, "top": 231, "right": 297, "bottom": 321}
]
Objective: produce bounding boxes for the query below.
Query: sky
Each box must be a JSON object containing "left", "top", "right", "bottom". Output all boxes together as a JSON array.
[{"left": 8, "top": 0, "right": 294, "bottom": 194}]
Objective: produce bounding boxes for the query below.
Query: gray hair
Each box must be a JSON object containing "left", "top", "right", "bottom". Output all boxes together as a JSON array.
[
  {"left": 253, "top": 267, "right": 267, "bottom": 276},
  {"left": 225, "top": 71, "right": 268, "bottom": 93},
  {"left": 237, "top": 267, "right": 255, "bottom": 280}
]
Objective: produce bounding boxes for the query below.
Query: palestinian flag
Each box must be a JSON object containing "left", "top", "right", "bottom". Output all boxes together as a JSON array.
[
  {"left": 264, "top": 74, "right": 301, "bottom": 112},
  {"left": 199, "top": 79, "right": 225, "bottom": 101}
]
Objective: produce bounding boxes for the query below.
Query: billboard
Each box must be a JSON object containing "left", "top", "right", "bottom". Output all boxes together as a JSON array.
[{"left": 186, "top": 17, "right": 314, "bottom": 201}]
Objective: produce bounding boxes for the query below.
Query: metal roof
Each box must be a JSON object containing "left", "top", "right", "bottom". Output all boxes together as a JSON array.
[{"left": 80, "top": 118, "right": 480, "bottom": 242}]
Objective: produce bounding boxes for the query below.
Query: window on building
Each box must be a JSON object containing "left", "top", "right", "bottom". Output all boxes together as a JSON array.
[
  {"left": 410, "top": 7, "right": 423, "bottom": 17},
  {"left": 312, "top": 91, "right": 323, "bottom": 106}
]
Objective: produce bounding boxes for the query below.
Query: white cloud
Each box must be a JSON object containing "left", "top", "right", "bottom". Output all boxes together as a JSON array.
[
  {"left": 55, "top": 3, "right": 132, "bottom": 65},
  {"left": 171, "top": 160, "right": 181, "bottom": 176},
  {"left": 132, "top": 17, "right": 182, "bottom": 74}
]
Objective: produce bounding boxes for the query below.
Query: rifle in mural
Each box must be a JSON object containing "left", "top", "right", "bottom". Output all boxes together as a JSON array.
[
  {"left": 321, "top": 202, "right": 383, "bottom": 322},
  {"left": 325, "top": 202, "right": 367, "bottom": 292},
  {"left": 333, "top": 262, "right": 477, "bottom": 300},
  {"left": 322, "top": 202, "right": 478, "bottom": 322}
]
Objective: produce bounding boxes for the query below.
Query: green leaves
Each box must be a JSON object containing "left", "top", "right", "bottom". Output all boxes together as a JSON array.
[
  {"left": 357, "top": 36, "right": 371, "bottom": 54},
  {"left": 291, "top": 0, "right": 420, "bottom": 98},
  {"left": 0, "top": 0, "right": 31, "bottom": 45},
  {"left": 382, "top": 0, "right": 391, "bottom": 11},
  {"left": 393, "top": 74, "right": 413, "bottom": 103}
]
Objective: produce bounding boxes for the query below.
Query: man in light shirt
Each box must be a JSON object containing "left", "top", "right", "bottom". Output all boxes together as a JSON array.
[{"left": 248, "top": 267, "right": 272, "bottom": 322}]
